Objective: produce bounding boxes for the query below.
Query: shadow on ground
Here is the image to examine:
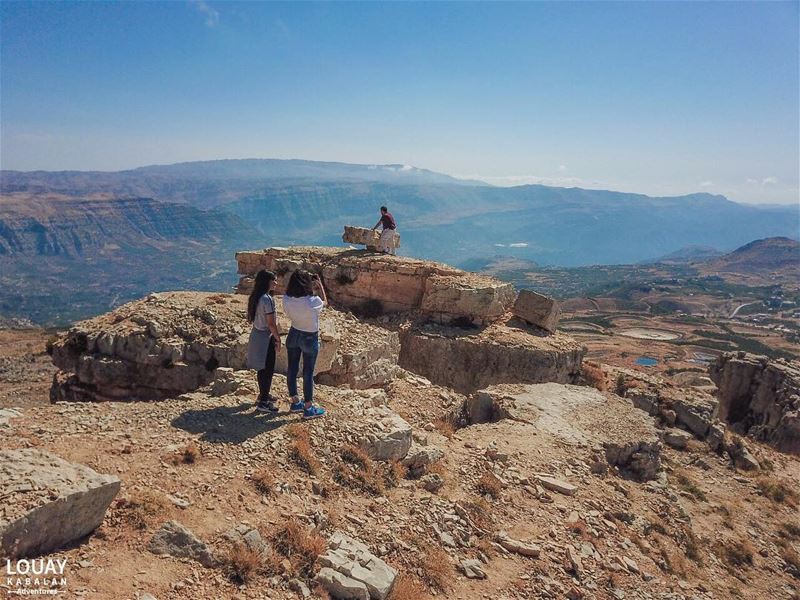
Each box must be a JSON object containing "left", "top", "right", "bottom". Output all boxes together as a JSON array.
[{"left": 171, "top": 402, "right": 295, "bottom": 444}]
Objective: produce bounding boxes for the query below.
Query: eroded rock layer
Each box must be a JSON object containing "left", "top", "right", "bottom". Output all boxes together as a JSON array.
[
  {"left": 235, "top": 246, "right": 516, "bottom": 324},
  {"left": 399, "top": 321, "right": 584, "bottom": 393}
]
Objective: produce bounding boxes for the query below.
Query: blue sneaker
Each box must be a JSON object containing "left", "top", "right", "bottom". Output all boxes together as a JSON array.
[
  {"left": 289, "top": 399, "right": 305, "bottom": 413},
  {"left": 303, "top": 405, "right": 326, "bottom": 420}
]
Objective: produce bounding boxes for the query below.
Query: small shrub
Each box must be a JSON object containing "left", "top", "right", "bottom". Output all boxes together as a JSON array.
[
  {"left": 675, "top": 471, "right": 707, "bottom": 502},
  {"left": 433, "top": 418, "right": 456, "bottom": 439},
  {"left": 461, "top": 497, "right": 492, "bottom": 532},
  {"left": 779, "top": 522, "right": 800, "bottom": 540},
  {"left": 568, "top": 519, "right": 592, "bottom": 541},
  {"left": 684, "top": 529, "right": 703, "bottom": 564},
  {"left": 117, "top": 490, "right": 169, "bottom": 530},
  {"left": 721, "top": 539, "right": 755, "bottom": 568},
  {"left": 419, "top": 546, "right": 451, "bottom": 592},
  {"left": 779, "top": 543, "right": 800, "bottom": 579},
  {"left": 615, "top": 373, "right": 627, "bottom": 396},
  {"left": 251, "top": 468, "right": 274, "bottom": 495},
  {"left": 223, "top": 543, "right": 264, "bottom": 584},
  {"left": 476, "top": 472, "right": 503, "bottom": 499},
  {"left": 582, "top": 363, "right": 607, "bottom": 392},
  {"left": 384, "top": 460, "right": 407, "bottom": 488},
  {"left": 340, "top": 444, "right": 371, "bottom": 469},
  {"left": 757, "top": 478, "right": 798, "bottom": 506},
  {"left": 288, "top": 425, "right": 320, "bottom": 476},
  {"left": 270, "top": 518, "right": 326, "bottom": 579},
  {"left": 389, "top": 574, "right": 432, "bottom": 600},
  {"left": 172, "top": 442, "right": 202, "bottom": 465}
]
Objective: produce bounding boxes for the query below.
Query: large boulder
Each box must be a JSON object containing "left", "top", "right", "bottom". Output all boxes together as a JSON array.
[
  {"left": 710, "top": 352, "right": 800, "bottom": 454},
  {"left": 512, "top": 290, "right": 561, "bottom": 333},
  {"left": 0, "top": 449, "right": 120, "bottom": 558}
]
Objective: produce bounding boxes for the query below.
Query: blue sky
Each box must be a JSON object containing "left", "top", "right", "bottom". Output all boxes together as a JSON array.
[{"left": 1, "top": 1, "right": 798, "bottom": 204}]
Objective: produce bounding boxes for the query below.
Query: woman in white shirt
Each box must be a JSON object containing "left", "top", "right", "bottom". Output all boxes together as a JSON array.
[
  {"left": 283, "top": 269, "right": 327, "bottom": 419},
  {"left": 246, "top": 270, "right": 282, "bottom": 413}
]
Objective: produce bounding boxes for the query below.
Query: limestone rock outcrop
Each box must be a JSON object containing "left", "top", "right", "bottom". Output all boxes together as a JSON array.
[
  {"left": 1, "top": 449, "right": 120, "bottom": 558},
  {"left": 469, "top": 383, "right": 662, "bottom": 480},
  {"left": 400, "top": 321, "right": 584, "bottom": 393},
  {"left": 235, "top": 246, "right": 515, "bottom": 324},
  {"left": 50, "top": 292, "right": 400, "bottom": 402},
  {"left": 710, "top": 352, "right": 800, "bottom": 454}
]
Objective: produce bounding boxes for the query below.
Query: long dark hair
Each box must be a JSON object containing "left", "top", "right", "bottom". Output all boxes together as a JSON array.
[
  {"left": 247, "top": 270, "right": 276, "bottom": 322},
  {"left": 285, "top": 269, "right": 315, "bottom": 298}
]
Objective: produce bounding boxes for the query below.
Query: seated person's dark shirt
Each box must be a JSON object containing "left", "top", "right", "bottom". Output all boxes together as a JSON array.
[{"left": 380, "top": 212, "right": 396, "bottom": 230}]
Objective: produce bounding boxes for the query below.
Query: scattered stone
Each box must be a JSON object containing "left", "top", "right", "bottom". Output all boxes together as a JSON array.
[
  {"left": 289, "top": 578, "right": 312, "bottom": 598},
  {"left": 315, "top": 567, "right": 369, "bottom": 600},
  {"left": 419, "top": 473, "right": 445, "bottom": 493},
  {"left": 318, "top": 532, "right": 397, "bottom": 600},
  {"left": 0, "top": 448, "right": 120, "bottom": 559},
  {"left": 537, "top": 476, "right": 577, "bottom": 496},
  {"left": 564, "top": 545, "right": 583, "bottom": 578},
  {"left": 496, "top": 532, "right": 541, "bottom": 557},
  {"left": 460, "top": 558, "right": 487, "bottom": 579},
  {"left": 663, "top": 429, "right": 693, "bottom": 450},
  {"left": 402, "top": 443, "right": 444, "bottom": 477},
  {"left": 358, "top": 407, "right": 412, "bottom": 462},
  {"left": 148, "top": 520, "right": 216, "bottom": 567}
]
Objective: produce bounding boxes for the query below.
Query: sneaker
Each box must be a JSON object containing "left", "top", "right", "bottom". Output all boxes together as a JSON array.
[
  {"left": 303, "top": 405, "right": 326, "bottom": 420},
  {"left": 289, "top": 399, "right": 305, "bottom": 413},
  {"left": 256, "top": 399, "right": 279, "bottom": 413}
]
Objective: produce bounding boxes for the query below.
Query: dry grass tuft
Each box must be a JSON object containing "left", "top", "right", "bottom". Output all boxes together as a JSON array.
[
  {"left": 462, "top": 497, "right": 493, "bottom": 532},
  {"left": 721, "top": 539, "right": 755, "bottom": 568},
  {"left": 779, "top": 543, "right": 800, "bottom": 579},
  {"left": 117, "top": 490, "right": 169, "bottom": 530},
  {"left": 683, "top": 529, "right": 703, "bottom": 564},
  {"left": 582, "top": 362, "right": 607, "bottom": 392},
  {"left": 569, "top": 519, "right": 593, "bottom": 541},
  {"left": 384, "top": 460, "right": 408, "bottom": 488},
  {"left": 419, "top": 546, "right": 451, "bottom": 592},
  {"left": 340, "top": 444, "right": 371, "bottom": 469},
  {"left": 251, "top": 468, "right": 274, "bottom": 495},
  {"left": 270, "top": 518, "right": 326, "bottom": 579},
  {"left": 389, "top": 574, "right": 433, "bottom": 600},
  {"left": 223, "top": 543, "right": 264, "bottom": 584},
  {"left": 172, "top": 441, "right": 201, "bottom": 465},
  {"left": 288, "top": 426, "right": 320, "bottom": 475},
  {"left": 334, "top": 444, "right": 386, "bottom": 495},
  {"left": 779, "top": 522, "right": 800, "bottom": 540},
  {"left": 433, "top": 418, "right": 456, "bottom": 439},
  {"left": 757, "top": 477, "right": 798, "bottom": 506},
  {"left": 476, "top": 472, "right": 503, "bottom": 499},
  {"left": 675, "top": 470, "right": 707, "bottom": 502}
]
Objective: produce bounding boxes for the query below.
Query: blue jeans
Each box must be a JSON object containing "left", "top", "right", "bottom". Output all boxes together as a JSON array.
[{"left": 286, "top": 327, "right": 319, "bottom": 403}]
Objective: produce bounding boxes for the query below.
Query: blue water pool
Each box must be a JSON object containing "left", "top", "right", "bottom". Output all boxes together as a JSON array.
[{"left": 635, "top": 356, "right": 658, "bottom": 367}]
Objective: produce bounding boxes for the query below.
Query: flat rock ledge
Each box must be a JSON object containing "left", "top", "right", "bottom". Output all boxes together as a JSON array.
[{"left": 0, "top": 449, "right": 120, "bottom": 559}]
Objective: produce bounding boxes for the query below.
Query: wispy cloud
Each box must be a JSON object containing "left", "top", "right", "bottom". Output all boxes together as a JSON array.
[
  {"left": 456, "top": 174, "right": 590, "bottom": 187},
  {"left": 699, "top": 180, "right": 714, "bottom": 187},
  {"left": 745, "top": 176, "right": 779, "bottom": 186},
  {"left": 190, "top": 0, "right": 219, "bottom": 27}
]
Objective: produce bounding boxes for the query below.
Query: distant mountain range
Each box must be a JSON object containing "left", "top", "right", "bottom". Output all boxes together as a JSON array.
[
  {"left": 706, "top": 236, "right": 799, "bottom": 274},
  {"left": 1, "top": 158, "right": 798, "bottom": 324},
  {"left": 642, "top": 245, "right": 725, "bottom": 264}
]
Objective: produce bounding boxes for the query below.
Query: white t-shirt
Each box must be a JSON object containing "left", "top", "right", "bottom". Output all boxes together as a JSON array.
[
  {"left": 253, "top": 294, "right": 276, "bottom": 331},
  {"left": 282, "top": 295, "right": 324, "bottom": 333}
]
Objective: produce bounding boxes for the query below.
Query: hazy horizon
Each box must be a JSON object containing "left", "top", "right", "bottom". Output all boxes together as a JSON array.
[{"left": 1, "top": 1, "right": 798, "bottom": 205}]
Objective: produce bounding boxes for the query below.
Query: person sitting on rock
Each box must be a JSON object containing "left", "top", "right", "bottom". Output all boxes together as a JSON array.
[
  {"left": 246, "top": 270, "right": 282, "bottom": 413},
  {"left": 282, "top": 270, "right": 327, "bottom": 420},
  {"left": 371, "top": 206, "right": 397, "bottom": 255}
]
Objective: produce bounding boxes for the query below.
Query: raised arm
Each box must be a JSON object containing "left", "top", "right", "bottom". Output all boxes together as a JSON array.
[{"left": 313, "top": 274, "right": 328, "bottom": 305}]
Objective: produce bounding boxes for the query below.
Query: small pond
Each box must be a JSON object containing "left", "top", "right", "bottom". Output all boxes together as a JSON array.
[{"left": 635, "top": 356, "right": 658, "bottom": 367}]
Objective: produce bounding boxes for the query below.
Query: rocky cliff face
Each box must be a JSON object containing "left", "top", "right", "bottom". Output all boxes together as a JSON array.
[{"left": 710, "top": 352, "right": 800, "bottom": 454}]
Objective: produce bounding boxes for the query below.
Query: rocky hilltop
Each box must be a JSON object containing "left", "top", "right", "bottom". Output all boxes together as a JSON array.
[{"left": 1, "top": 244, "right": 799, "bottom": 600}]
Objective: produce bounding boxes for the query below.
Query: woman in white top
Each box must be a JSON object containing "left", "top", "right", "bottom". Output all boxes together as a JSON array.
[
  {"left": 246, "top": 270, "right": 282, "bottom": 413},
  {"left": 283, "top": 269, "right": 327, "bottom": 419}
]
